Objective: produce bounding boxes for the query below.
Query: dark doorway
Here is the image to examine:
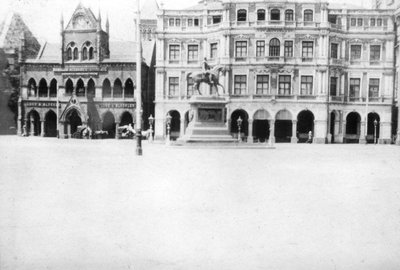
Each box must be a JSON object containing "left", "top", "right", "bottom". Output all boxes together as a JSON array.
[
  {"left": 230, "top": 110, "right": 249, "bottom": 141},
  {"left": 27, "top": 110, "right": 40, "bottom": 136},
  {"left": 120, "top": 111, "right": 133, "bottom": 126},
  {"left": 275, "top": 110, "right": 292, "bottom": 143},
  {"left": 330, "top": 112, "right": 336, "bottom": 143},
  {"left": 253, "top": 110, "right": 270, "bottom": 142},
  {"left": 45, "top": 110, "right": 57, "bottom": 137},
  {"left": 297, "top": 110, "right": 314, "bottom": 143},
  {"left": 167, "top": 110, "right": 181, "bottom": 140},
  {"left": 102, "top": 111, "right": 116, "bottom": 138},
  {"left": 68, "top": 110, "right": 82, "bottom": 135},
  {"left": 345, "top": 112, "right": 361, "bottom": 143},
  {"left": 367, "top": 113, "right": 380, "bottom": 143}
]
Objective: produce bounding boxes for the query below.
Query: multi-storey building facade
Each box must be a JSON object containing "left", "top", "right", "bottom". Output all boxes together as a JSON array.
[
  {"left": 154, "top": 0, "right": 396, "bottom": 144},
  {"left": 18, "top": 3, "right": 156, "bottom": 139}
]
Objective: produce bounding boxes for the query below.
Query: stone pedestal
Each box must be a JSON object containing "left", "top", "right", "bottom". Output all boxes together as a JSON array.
[{"left": 178, "top": 96, "right": 236, "bottom": 144}]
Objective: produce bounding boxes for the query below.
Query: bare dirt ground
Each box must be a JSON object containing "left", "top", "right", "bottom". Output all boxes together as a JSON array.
[{"left": 1, "top": 136, "right": 400, "bottom": 270}]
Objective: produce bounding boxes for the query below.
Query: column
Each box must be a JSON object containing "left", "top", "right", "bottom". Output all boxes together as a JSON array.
[
  {"left": 30, "top": 117, "right": 35, "bottom": 136},
  {"left": 180, "top": 118, "right": 185, "bottom": 138},
  {"left": 115, "top": 122, "right": 120, "bottom": 139},
  {"left": 40, "top": 120, "right": 45, "bottom": 137},
  {"left": 17, "top": 98, "right": 22, "bottom": 135},
  {"left": 342, "top": 120, "right": 347, "bottom": 143},
  {"left": 67, "top": 123, "right": 71, "bottom": 138},
  {"left": 268, "top": 119, "right": 275, "bottom": 144},
  {"left": 291, "top": 120, "right": 297, "bottom": 143},
  {"left": 359, "top": 121, "right": 366, "bottom": 144},
  {"left": 247, "top": 119, "right": 253, "bottom": 143}
]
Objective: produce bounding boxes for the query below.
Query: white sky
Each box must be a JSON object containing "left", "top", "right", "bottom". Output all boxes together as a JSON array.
[{"left": 0, "top": 0, "right": 370, "bottom": 43}]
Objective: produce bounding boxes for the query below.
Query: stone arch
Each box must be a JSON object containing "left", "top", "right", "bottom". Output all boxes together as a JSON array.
[
  {"left": 124, "top": 78, "right": 134, "bottom": 98},
  {"left": 38, "top": 78, "right": 48, "bottom": 97},
  {"left": 275, "top": 109, "right": 293, "bottom": 143},
  {"left": 297, "top": 110, "right": 315, "bottom": 143},
  {"left": 120, "top": 111, "right": 133, "bottom": 126},
  {"left": 49, "top": 79, "right": 57, "bottom": 97},
  {"left": 28, "top": 78, "right": 37, "bottom": 97},
  {"left": 345, "top": 111, "right": 361, "bottom": 143},
  {"left": 166, "top": 110, "right": 181, "bottom": 140},
  {"left": 66, "top": 109, "right": 82, "bottom": 136},
  {"left": 231, "top": 109, "right": 249, "bottom": 141},
  {"left": 27, "top": 109, "right": 41, "bottom": 136},
  {"left": 367, "top": 112, "right": 380, "bottom": 143},
  {"left": 253, "top": 109, "right": 271, "bottom": 142},
  {"left": 113, "top": 78, "right": 123, "bottom": 98},
  {"left": 102, "top": 78, "right": 112, "bottom": 98},
  {"left": 102, "top": 111, "right": 116, "bottom": 138}
]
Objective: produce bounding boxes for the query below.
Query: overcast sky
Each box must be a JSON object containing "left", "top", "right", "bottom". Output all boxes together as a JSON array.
[{"left": 0, "top": 0, "right": 370, "bottom": 43}]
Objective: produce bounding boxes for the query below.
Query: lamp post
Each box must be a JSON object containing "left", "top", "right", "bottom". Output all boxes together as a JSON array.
[
  {"left": 237, "top": 116, "right": 243, "bottom": 143},
  {"left": 135, "top": 0, "right": 143, "bottom": 155},
  {"left": 373, "top": 119, "right": 378, "bottom": 144},
  {"left": 166, "top": 113, "right": 172, "bottom": 145},
  {"left": 148, "top": 114, "right": 154, "bottom": 143}
]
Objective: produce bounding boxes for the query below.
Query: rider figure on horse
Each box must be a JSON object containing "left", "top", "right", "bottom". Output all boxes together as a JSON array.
[{"left": 202, "top": 57, "right": 214, "bottom": 85}]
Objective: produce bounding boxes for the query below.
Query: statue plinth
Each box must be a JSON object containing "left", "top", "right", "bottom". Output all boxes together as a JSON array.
[{"left": 178, "top": 96, "right": 236, "bottom": 144}]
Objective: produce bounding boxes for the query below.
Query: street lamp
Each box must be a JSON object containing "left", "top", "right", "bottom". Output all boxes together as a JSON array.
[
  {"left": 237, "top": 116, "right": 243, "bottom": 142},
  {"left": 373, "top": 119, "right": 378, "bottom": 144},
  {"left": 148, "top": 114, "right": 154, "bottom": 143},
  {"left": 166, "top": 113, "right": 172, "bottom": 145}
]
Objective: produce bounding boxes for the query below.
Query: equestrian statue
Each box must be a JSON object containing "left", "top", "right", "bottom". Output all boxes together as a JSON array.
[{"left": 186, "top": 58, "right": 225, "bottom": 96}]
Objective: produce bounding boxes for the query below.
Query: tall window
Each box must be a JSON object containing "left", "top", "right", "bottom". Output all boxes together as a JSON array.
[
  {"left": 271, "top": 9, "right": 280, "bottom": 20},
  {"left": 370, "top": 45, "right": 381, "bottom": 61},
  {"left": 188, "top": 45, "right": 199, "bottom": 61},
  {"left": 256, "top": 75, "right": 269, "bottom": 95},
  {"left": 304, "top": 10, "right": 313, "bottom": 22},
  {"left": 349, "top": 78, "right": 360, "bottom": 98},
  {"left": 237, "top": 9, "right": 247, "bottom": 21},
  {"left": 235, "top": 41, "right": 247, "bottom": 58},
  {"left": 67, "top": 47, "right": 72, "bottom": 61},
  {"left": 210, "top": 43, "right": 218, "bottom": 59},
  {"left": 300, "top": 76, "right": 313, "bottom": 95},
  {"left": 284, "top": 41, "right": 293, "bottom": 57},
  {"left": 350, "top": 18, "right": 356, "bottom": 26},
  {"left": 350, "top": 45, "right": 362, "bottom": 60},
  {"left": 175, "top": 19, "right": 181, "bottom": 27},
  {"left": 188, "top": 19, "right": 193, "bottom": 26},
  {"left": 89, "top": 47, "right": 94, "bottom": 59},
  {"left": 234, "top": 75, "right": 246, "bottom": 95},
  {"left": 285, "top": 10, "right": 294, "bottom": 21},
  {"left": 377, "top": 18, "right": 382, "bottom": 26},
  {"left": 73, "top": 48, "right": 78, "bottom": 60},
  {"left": 256, "top": 41, "right": 265, "bottom": 57},
  {"left": 169, "top": 77, "right": 179, "bottom": 96},
  {"left": 357, "top": 18, "right": 363, "bottom": 26},
  {"left": 187, "top": 77, "right": 194, "bottom": 97},
  {"left": 278, "top": 75, "right": 291, "bottom": 95},
  {"left": 169, "top": 18, "right": 174, "bottom": 26},
  {"left": 302, "top": 41, "right": 313, "bottom": 58},
  {"left": 369, "top": 78, "right": 379, "bottom": 98},
  {"left": 169, "top": 44, "right": 180, "bottom": 61},
  {"left": 257, "top": 9, "right": 266, "bottom": 21},
  {"left": 370, "top": 18, "right": 376, "bottom": 26},
  {"left": 331, "top": 43, "right": 338, "bottom": 59},
  {"left": 269, "top": 38, "right": 280, "bottom": 57},
  {"left": 330, "top": 77, "right": 338, "bottom": 96},
  {"left": 82, "top": 47, "right": 88, "bottom": 60}
]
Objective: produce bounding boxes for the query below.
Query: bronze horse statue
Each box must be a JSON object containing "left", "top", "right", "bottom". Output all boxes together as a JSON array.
[{"left": 186, "top": 65, "right": 225, "bottom": 96}]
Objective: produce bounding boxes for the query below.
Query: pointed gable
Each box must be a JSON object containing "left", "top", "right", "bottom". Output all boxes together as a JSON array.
[{"left": 65, "top": 3, "right": 99, "bottom": 31}]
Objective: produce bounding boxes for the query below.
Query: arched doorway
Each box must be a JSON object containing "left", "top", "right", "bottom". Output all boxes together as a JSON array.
[
  {"left": 66, "top": 109, "right": 82, "bottom": 136},
  {"left": 76, "top": 79, "right": 85, "bottom": 96},
  {"left": 120, "top": 111, "right": 133, "bottom": 126},
  {"left": 367, "top": 113, "right": 380, "bottom": 143},
  {"left": 87, "top": 79, "right": 95, "bottom": 97},
  {"left": 38, "top": 78, "right": 48, "bottom": 97},
  {"left": 65, "top": 79, "right": 73, "bottom": 96},
  {"left": 45, "top": 110, "right": 57, "bottom": 137},
  {"left": 253, "top": 109, "right": 270, "bottom": 142},
  {"left": 330, "top": 111, "right": 336, "bottom": 143},
  {"left": 102, "top": 111, "right": 116, "bottom": 138},
  {"left": 345, "top": 112, "right": 361, "bottom": 143},
  {"left": 125, "top": 79, "right": 134, "bottom": 98},
  {"left": 297, "top": 110, "right": 314, "bottom": 143},
  {"left": 27, "top": 110, "right": 40, "bottom": 136},
  {"left": 231, "top": 109, "right": 249, "bottom": 141},
  {"left": 167, "top": 110, "right": 181, "bottom": 140},
  {"left": 275, "top": 110, "right": 292, "bottom": 143}
]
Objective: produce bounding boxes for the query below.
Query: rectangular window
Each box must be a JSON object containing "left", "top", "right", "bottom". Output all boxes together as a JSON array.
[
  {"left": 369, "top": 78, "right": 379, "bottom": 98},
  {"left": 188, "top": 44, "right": 199, "bottom": 61},
  {"left": 212, "top": 16, "right": 221, "bottom": 24},
  {"left": 169, "top": 77, "right": 179, "bottom": 96},
  {"left": 377, "top": 18, "right": 382, "bottom": 26},
  {"left": 370, "top": 18, "right": 376, "bottom": 26},
  {"left": 370, "top": 45, "right": 381, "bottom": 61},
  {"left": 350, "top": 45, "right": 362, "bottom": 60},
  {"left": 350, "top": 18, "right": 356, "bottom": 26},
  {"left": 300, "top": 76, "right": 313, "bottom": 95},
  {"left": 256, "top": 41, "right": 265, "bottom": 57},
  {"left": 330, "top": 77, "right": 337, "bottom": 96},
  {"left": 285, "top": 10, "right": 294, "bottom": 21},
  {"left": 349, "top": 78, "right": 360, "bottom": 98},
  {"left": 175, "top": 19, "right": 181, "bottom": 26},
  {"left": 169, "top": 18, "right": 174, "bottom": 26},
  {"left": 302, "top": 41, "right": 313, "bottom": 58},
  {"left": 256, "top": 75, "right": 269, "bottom": 95},
  {"left": 188, "top": 18, "right": 193, "bottom": 26},
  {"left": 235, "top": 41, "right": 247, "bottom": 58},
  {"left": 187, "top": 77, "right": 194, "bottom": 97},
  {"left": 210, "top": 43, "right": 218, "bottom": 59},
  {"left": 234, "top": 75, "right": 247, "bottom": 95},
  {"left": 278, "top": 75, "right": 291, "bottom": 95},
  {"left": 284, "top": 41, "right": 293, "bottom": 57},
  {"left": 169, "top": 44, "right": 180, "bottom": 60},
  {"left": 357, "top": 18, "right": 363, "bottom": 26},
  {"left": 331, "top": 43, "right": 338, "bottom": 59},
  {"left": 194, "top": 18, "right": 199, "bottom": 26}
]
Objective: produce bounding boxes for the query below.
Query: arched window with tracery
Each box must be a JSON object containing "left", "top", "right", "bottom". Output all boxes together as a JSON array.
[
  {"left": 89, "top": 47, "right": 94, "bottom": 59},
  {"left": 102, "top": 79, "right": 112, "bottom": 98},
  {"left": 82, "top": 41, "right": 93, "bottom": 61},
  {"left": 66, "top": 42, "right": 76, "bottom": 61},
  {"left": 73, "top": 47, "right": 78, "bottom": 60},
  {"left": 113, "top": 79, "right": 123, "bottom": 98},
  {"left": 82, "top": 47, "right": 88, "bottom": 60},
  {"left": 269, "top": 38, "right": 280, "bottom": 57}
]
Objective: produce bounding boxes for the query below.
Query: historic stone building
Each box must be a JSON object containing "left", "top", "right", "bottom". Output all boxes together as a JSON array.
[
  {"left": 154, "top": 0, "right": 396, "bottom": 144},
  {"left": 18, "top": 3, "right": 156, "bottom": 138}
]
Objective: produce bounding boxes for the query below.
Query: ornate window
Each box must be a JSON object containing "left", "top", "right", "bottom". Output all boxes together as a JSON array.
[
  {"left": 271, "top": 9, "right": 280, "bottom": 20},
  {"left": 257, "top": 9, "right": 266, "bottom": 21},
  {"left": 89, "top": 47, "right": 94, "bottom": 60},
  {"left": 269, "top": 38, "right": 280, "bottom": 57},
  {"left": 357, "top": 18, "right": 363, "bottom": 26},
  {"left": 82, "top": 41, "right": 93, "bottom": 61},
  {"left": 331, "top": 43, "right": 338, "bottom": 59},
  {"left": 168, "top": 77, "right": 179, "bottom": 96},
  {"left": 304, "top": 10, "right": 313, "bottom": 22},
  {"left": 278, "top": 75, "right": 291, "bottom": 95},
  {"left": 300, "top": 76, "right": 313, "bottom": 95},
  {"left": 102, "top": 79, "right": 112, "bottom": 98},
  {"left": 113, "top": 79, "right": 123, "bottom": 98},
  {"left": 302, "top": 41, "right": 313, "bottom": 58},
  {"left": 210, "top": 43, "right": 218, "bottom": 59},
  {"left": 284, "top": 41, "right": 293, "bottom": 57},
  {"left": 330, "top": 77, "right": 337, "bottom": 96},
  {"left": 66, "top": 42, "right": 77, "bottom": 61},
  {"left": 285, "top": 10, "right": 294, "bottom": 21},
  {"left": 256, "top": 41, "right": 265, "bottom": 57},
  {"left": 350, "top": 45, "right": 362, "bottom": 60},
  {"left": 256, "top": 75, "right": 269, "bottom": 95},
  {"left": 169, "top": 44, "right": 180, "bottom": 61},
  {"left": 237, "top": 9, "right": 247, "bottom": 21},
  {"left": 370, "top": 45, "right": 381, "bottom": 61},
  {"left": 82, "top": 47, "right": 88, "bottom": 60},
  {"left": 369, "top": 78, "right": 379, "bottom": 98},
  {"left": 187, "top": 45, "right": 199, "bottom": 61},
  {"left": 370, "top": 18, "right": 376, "bottom": 26},
  {"left": 377, "top": 18, "right": 382, "bottom": 26},
  {"left": 235, "top": 41, "right": 247, "bottom": 58},
  {"left": 234, "top": 75, "right": 246, "bottom": 95},
  {"left": 349, "top": 78, "right": 360, "bottom": 98},
  {"left": 73, "top": 48, "right": 78, "bottom": 60}
]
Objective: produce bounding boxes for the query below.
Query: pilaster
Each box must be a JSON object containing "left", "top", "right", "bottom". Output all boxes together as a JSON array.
[{"left": 291, "top": 120, "right": 297, "bottom": 143}]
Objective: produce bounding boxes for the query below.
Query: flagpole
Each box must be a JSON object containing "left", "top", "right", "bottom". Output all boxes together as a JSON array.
[
  {"left": 135, "top": 0, "right": 143, "bottom": 155},
  {"left": 56, "top": 86, "right": 59, "bottom": 138}
]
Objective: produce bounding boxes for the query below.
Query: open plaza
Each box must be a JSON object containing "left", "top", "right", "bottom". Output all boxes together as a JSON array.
[{"left": 0, "top": 136, "right": 399, "bottom": 270}]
